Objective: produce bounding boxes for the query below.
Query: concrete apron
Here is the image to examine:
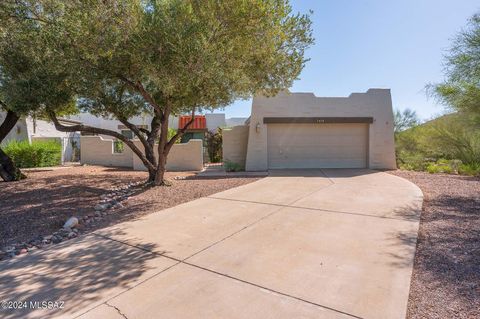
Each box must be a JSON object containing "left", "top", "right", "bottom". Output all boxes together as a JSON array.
[{"left": 0, "top": 169, "right": 423, "bottom": 319}]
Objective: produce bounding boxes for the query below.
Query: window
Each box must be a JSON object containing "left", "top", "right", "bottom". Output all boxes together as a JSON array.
[{"left": 121, "top": 130, "right": 133, "bottom": 140}]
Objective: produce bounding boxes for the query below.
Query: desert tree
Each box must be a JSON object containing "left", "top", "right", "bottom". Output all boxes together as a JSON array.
[
  {"left": 6, "top": 0, "right": 314, "bottom": 185},
  {"left": 393, "top": 108, "right": 420, "bottom": 134},
  {"left": 0, "top": 2, "right": 76, "bottom": 181},
  {"left": 433, "top": 12, "right": 480, "bottom": 120}
]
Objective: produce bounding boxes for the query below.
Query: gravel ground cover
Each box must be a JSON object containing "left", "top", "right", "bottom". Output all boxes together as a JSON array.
[
  {"left": 0, "top": 165, "right": 260, "bottom": 252},
  {"left": 389, "top": 170, "right": 480, "bottom": 319}
]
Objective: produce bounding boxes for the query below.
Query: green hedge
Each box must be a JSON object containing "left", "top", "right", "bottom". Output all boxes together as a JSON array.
[{"left": 3, "top": 140, "right": 62, "bottom": 168}]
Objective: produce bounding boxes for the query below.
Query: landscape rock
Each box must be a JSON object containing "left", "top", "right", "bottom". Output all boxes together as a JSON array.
[
  {"left": 63, "top": 217, "right": 78, "bottom": 228},
  {"left": 94, "top": 204, "right": 108, "bottom": 211}
]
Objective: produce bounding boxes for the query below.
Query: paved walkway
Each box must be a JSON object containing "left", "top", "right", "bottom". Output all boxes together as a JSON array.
[{"left": 0, "top": 169, "right": 423, "bottom": 319}]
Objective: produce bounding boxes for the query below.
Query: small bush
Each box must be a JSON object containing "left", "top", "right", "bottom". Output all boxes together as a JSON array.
[
  {"left": 397, "top": 152, "right": 431, "bottom": 171},
  {"left": 4, "top": 140, "right": 62, "bottom": 168},
  {"left": 426, "top": 163, "right": 453, "bottom": 174},
  {"left": 113, "top": 140, "right": 124, "bottom": 153},
  {"left": 224, "top": 160, "right": 244, "bottom": 172},
  {"left": 458, "top": 163, "right": 480, "bottom": 176}
]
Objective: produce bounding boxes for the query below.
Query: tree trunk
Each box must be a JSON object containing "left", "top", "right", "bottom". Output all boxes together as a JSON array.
[
  {"left": 154, "top": 152, "right": 167, "bottom": 186},
  {"left": 0, "top": 147, "right": 25, "bottom": 181},
  {"left": 153, "top": 107, "right": 170, "bottom": 186},
  {"left": 0, "top": 109, "right": 25, "bottom": 182}
]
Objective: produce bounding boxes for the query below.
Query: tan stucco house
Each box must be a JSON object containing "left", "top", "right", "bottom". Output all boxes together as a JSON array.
[{"left": 223, "top": 89, "right": 396, "bottom": 171}]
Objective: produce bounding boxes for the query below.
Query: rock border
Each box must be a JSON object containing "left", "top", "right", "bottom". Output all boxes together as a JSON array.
[{"left": 0, "top": 181, "right": 145, "bottom": 261}]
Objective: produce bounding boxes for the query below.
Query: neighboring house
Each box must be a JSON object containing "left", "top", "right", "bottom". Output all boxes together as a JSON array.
[
  {"left": 68, "top": 112, "right": 247, "bottom": 139},
  {"left": 0, "top": 112, "right": 81, "bottom": 162},
  {"left": 178, "top": 115, "right": 208, "bottom": 143},
  {"left": 223, "top": 89, "right": 396, "bottom": 171}
]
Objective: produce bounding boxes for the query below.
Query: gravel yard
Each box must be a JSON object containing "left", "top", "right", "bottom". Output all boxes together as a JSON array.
[
  {"left": 0, "top": 165, "right": 260, "bottom": 252},
  {"left": 389, "top": 170, "right": 480, "bottom": 319}
]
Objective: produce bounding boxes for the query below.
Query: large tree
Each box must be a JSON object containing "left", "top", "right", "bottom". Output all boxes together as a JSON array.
[
  {"left": 433, "top": 12, "right": 480, "bottom": 119},
  {"left": 4, "top": 0, "right": 313, "bottom": 185},
  {"left": 0, "top": 2, "right": 76, "bottom": 181}
]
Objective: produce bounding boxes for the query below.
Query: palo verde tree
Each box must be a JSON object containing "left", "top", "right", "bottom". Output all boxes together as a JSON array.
[
  {"left": 0, "top": 2, "right": 76, "bottom": 181},
  {"left": 393, "top": 108, "right": 419, "bottom": 135},
  {"left": 8, "top": 0, "right": 314, "bottom": 185},
  {"left": 433, "top": 12, "right": 480, "bottom": 120}
]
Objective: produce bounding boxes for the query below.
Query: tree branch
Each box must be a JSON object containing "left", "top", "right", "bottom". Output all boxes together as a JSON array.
[
  {"left": 0, "top": 109, "right": 20, "bottom": 144},
  {"left": 47, "top": 109, "right": 156, "bottom": 172},
  {"left": 117, "top": 116, "right": 149, "bottom": 146},
  {"left": 165, "top": 107, "right": 196, "bottom": 152},
  {"left": 119, "top": 76, "right": 163, "bottom": 115}
]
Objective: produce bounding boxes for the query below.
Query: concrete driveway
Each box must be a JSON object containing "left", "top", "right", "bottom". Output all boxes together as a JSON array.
[{"left": 0, "top": 169, "right": 423, "bottom": 319}]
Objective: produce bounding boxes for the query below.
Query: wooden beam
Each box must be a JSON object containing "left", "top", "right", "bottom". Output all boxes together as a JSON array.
[{"left": 263, "top": 117, "right": 374, "bottom": 124}]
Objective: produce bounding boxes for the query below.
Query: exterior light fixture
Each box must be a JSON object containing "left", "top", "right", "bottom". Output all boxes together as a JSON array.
[{"left": 256, "top": 122, "right": 261, "bottom": 133}]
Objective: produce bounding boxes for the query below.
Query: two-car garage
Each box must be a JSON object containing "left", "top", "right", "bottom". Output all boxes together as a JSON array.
[
  {"left": 233, "top": 89, "right": 397, "bottom": 171},
  {"left": 265, "top": 119, "right": 370, "bottom": 169}
]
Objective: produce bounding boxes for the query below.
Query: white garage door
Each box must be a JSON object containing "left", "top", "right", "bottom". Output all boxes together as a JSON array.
[{"left": 267, "top": 123, "right": 368, "bottom": 169}]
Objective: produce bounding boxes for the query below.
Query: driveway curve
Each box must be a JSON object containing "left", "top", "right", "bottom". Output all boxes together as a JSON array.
[{"left": 0, "top": 169, "right": 423, "bottom": 319}]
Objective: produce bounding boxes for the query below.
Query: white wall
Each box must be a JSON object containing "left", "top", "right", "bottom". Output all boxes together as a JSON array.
[
  {"left": 225, "top": 117, "right": 248, "bottom": 127},
  {"left": 132, "top": 139, "right": 204, "bottom": 172},
  {"left": 245, "top": 89, "right": 396, "bottom": 171},
  {"left": 0, "top": 112, "right": 29, "bottom": 145},
  {"left": 80, "top": 136, "right": 133, "bottom": 167},
  {"left": 80, "top": 136, "right": 204, "bottom": 171},
  {"left": 26, "top": 118, "right": 76, "bottom": 139},
  {"left": 67, "top": 113, "right": 152, "bottom": 133},
  {"left": 222, "top": 125, "right": 249, "bottom": 168}
]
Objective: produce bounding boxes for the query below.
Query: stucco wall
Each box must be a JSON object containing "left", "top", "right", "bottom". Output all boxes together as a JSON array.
[
  {"left": 222, "top": 125, "right": 249, "bottom": 168},
  {"left": 0, "top": 112, "right": 29, "bottom": 145},
  {"left": 80, "top": 136, "right": 133, "bottom": 167},
  {"left": 132, "top": 139, "right": 204, "bottom": 172},
  {"left": 245, "top": 89, "right": 396, "bottom": 171}
]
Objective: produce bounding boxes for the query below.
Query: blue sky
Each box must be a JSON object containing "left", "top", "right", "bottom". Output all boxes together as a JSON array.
[{"left": 221, "top": 0, "right": 479, "bottom": 121}]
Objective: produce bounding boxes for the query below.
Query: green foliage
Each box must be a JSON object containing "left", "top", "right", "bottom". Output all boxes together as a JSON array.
[
  {"left": 431, "top": 12, "right": 480, "bottom": 118},
  {"left": 206, "top": 130, "right": 222, "bottom": 163},
  {"left": 1, "top": 1, "right": 313, "bottom": 183},
  {"left": 0, "top": 1, "right": 77, "bottom": 117},
  {"left": 167, "top": 128, "right": 180, "bottom": 143},
  {"left": 224, "top": 160, "right": 244, "bottom": 172},
  {"left": 426, "top": 161, "right": 453, "bottom": 174},
  {"left": 458, "top": 163, "right": 480, "bottom": 176},
  {"left": 393, "top": 108, "right": 419, "bottom": 134},
  {"left": 4, "top": 140, "right": 62, "bottom": 168},
  {"left": 19, "top": 0, "right": 312, "bottom": 116},
  {"left": 396, "top": 112, "right": 480, "bottom": 176},
  {"left": 113, "top": 140, "right": 124, "bottom": 153}
]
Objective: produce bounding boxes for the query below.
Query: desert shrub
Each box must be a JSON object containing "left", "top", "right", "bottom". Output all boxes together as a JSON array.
[
  {"left": 4, "top": 140, "right": 62, "bottom": 168},
  {"left": 224, "top": 160, "right": 244, "bottom": 172},
  {"left": 113, "top": 140, "right": 125, "bottom": 153},
  {"left": 113, "top": 140, "right": 124, "bottom": 153},
  {"left": 396, "top": 113, "right": 480, "bottom": 176},
  {"left": 397, "top": 152, "right": 431, "bottom": 171},
  {"left": 458, "top": 163, "right": 480, "bottom": 176},
  {"left": 426, "top": 162, "right": 453, "bottom": 174}
]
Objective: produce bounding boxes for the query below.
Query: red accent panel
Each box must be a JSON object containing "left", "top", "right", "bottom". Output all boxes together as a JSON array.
[{"left": 179, "top": 115, "right": 206, "bottom": 130}]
